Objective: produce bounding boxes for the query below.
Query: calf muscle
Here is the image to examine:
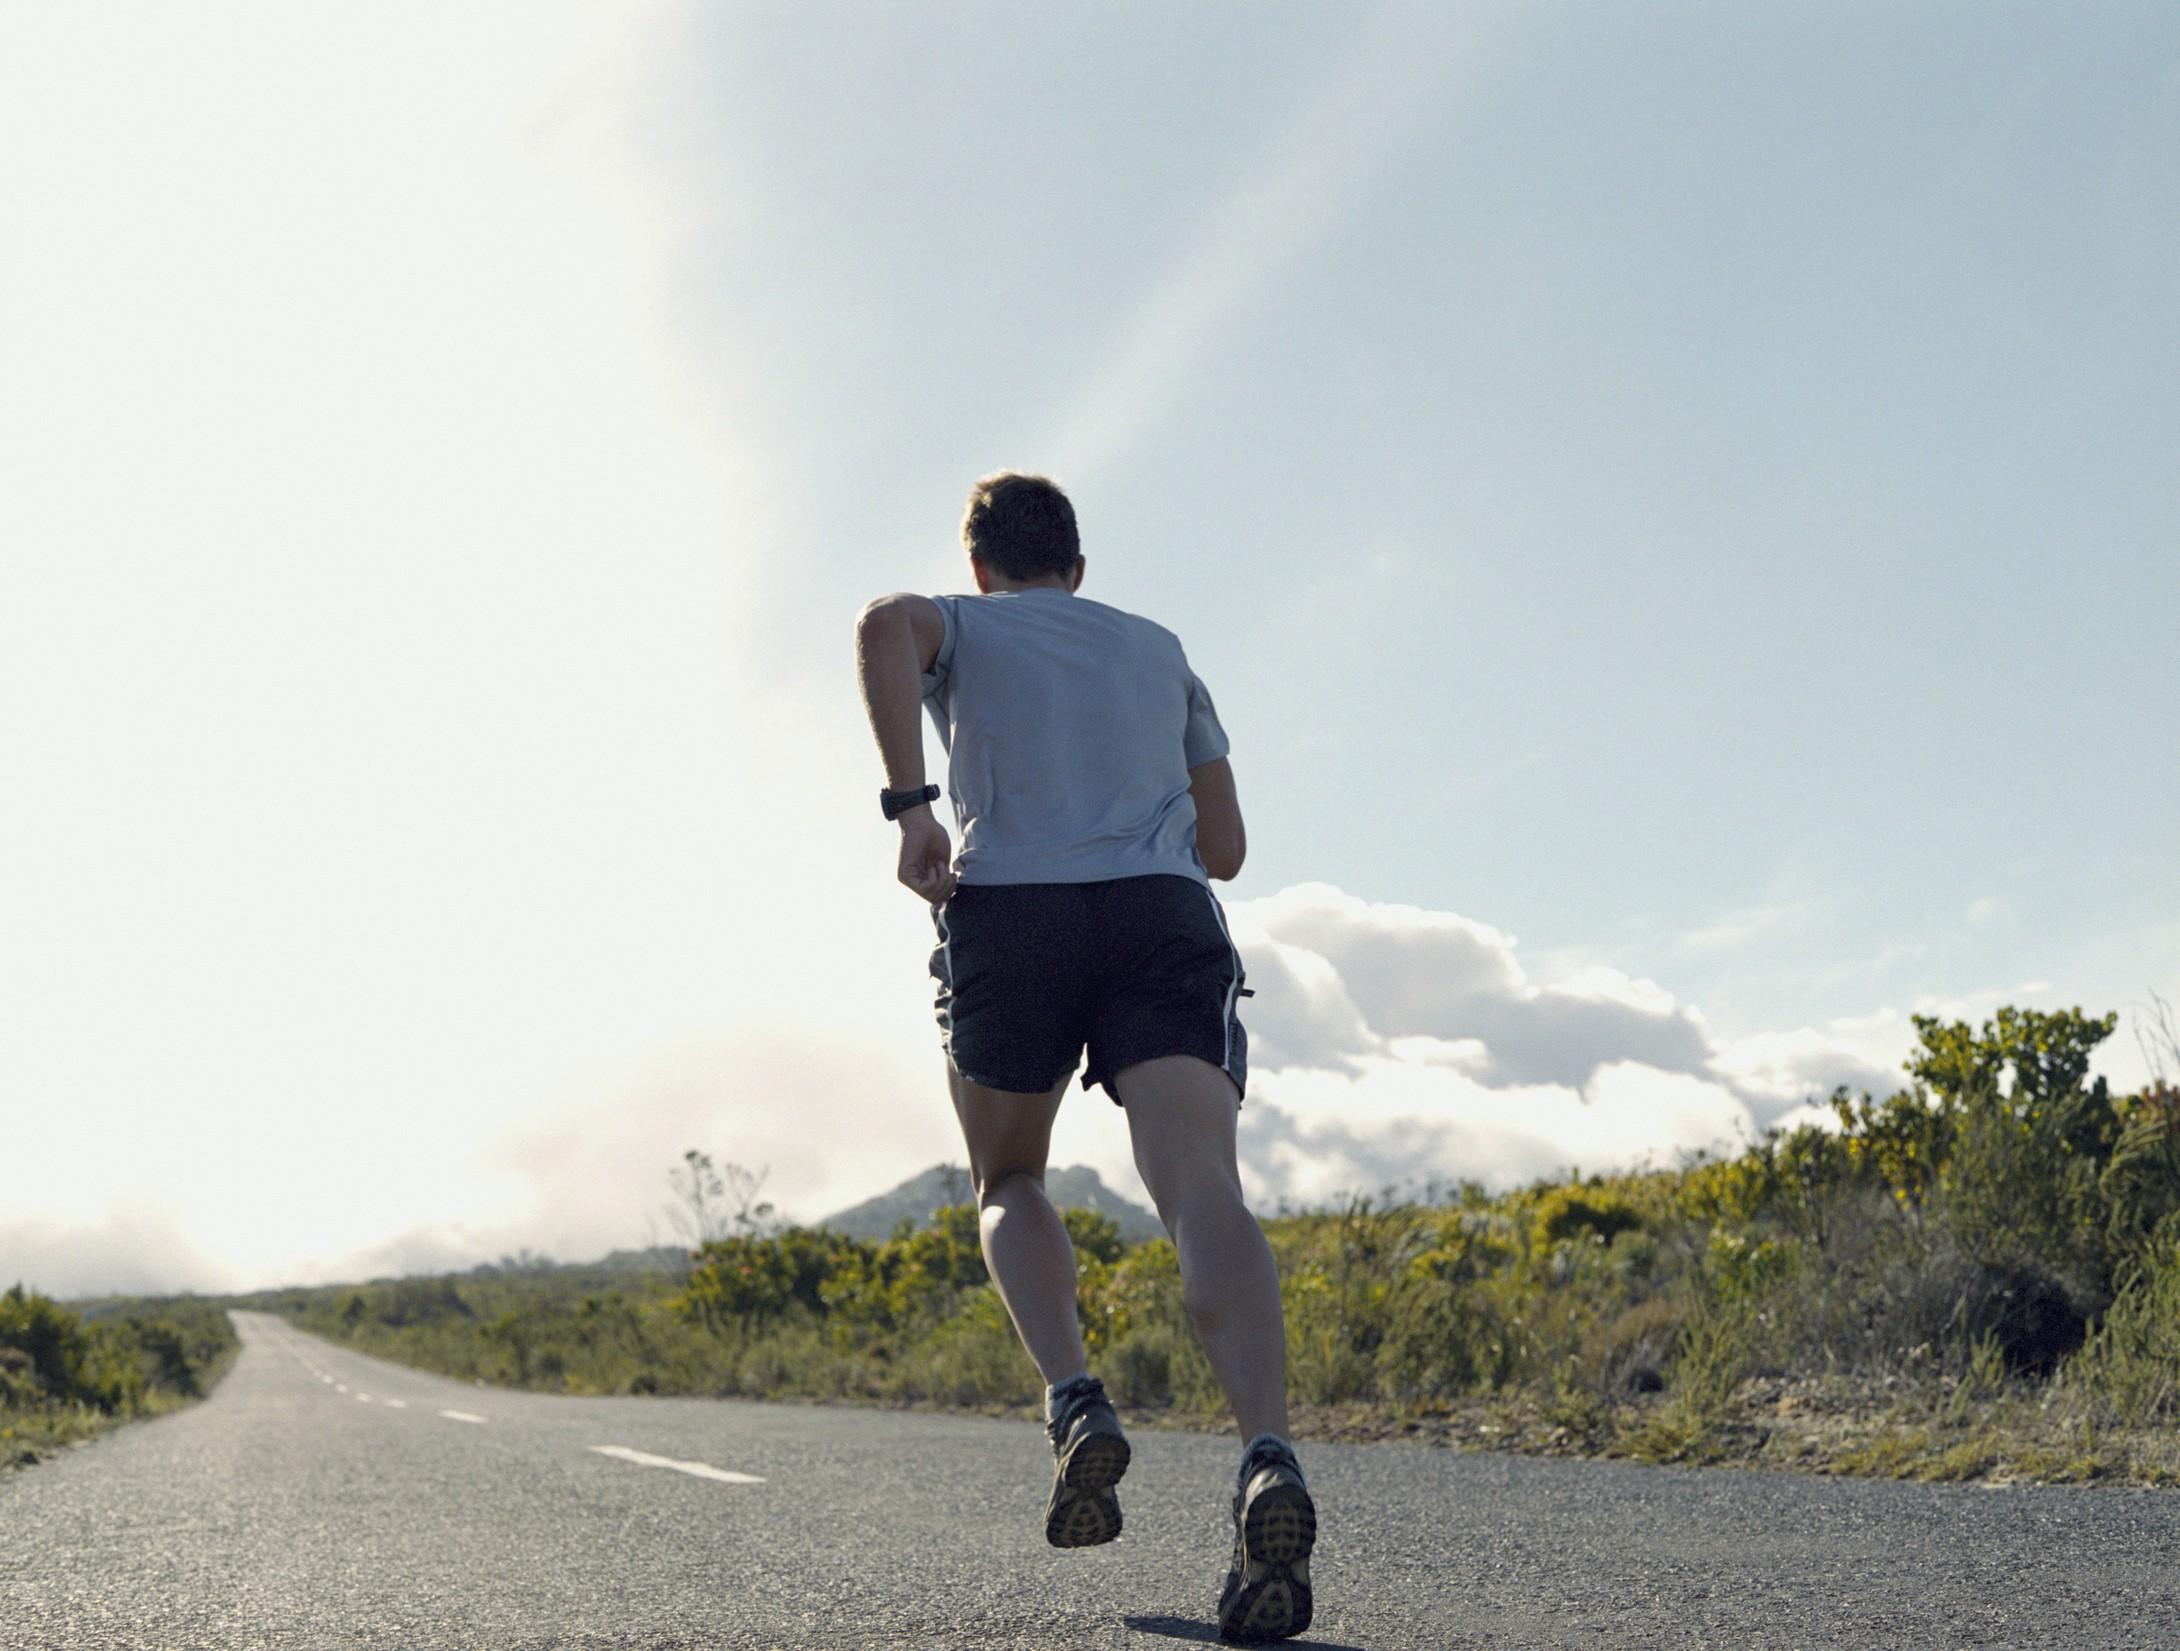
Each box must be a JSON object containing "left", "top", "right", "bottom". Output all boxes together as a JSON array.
[{"left": 1116, "top": 1056, "right": 1289, "bottom": 1441}]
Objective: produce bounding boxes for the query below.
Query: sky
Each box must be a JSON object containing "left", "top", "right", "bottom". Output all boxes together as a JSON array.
[{"left": 3, "top": 2, "right": 2174, "bottom": 1298}]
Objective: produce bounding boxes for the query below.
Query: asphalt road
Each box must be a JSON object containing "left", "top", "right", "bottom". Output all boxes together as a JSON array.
[{"left": 4, "top": 1310, "right": 2176, "bottom": 1650}]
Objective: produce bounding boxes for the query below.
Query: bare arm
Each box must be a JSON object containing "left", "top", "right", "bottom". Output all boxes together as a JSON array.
[
  {"left": 1189, "top": 756, "right": 1246, "bottom": 881},
  {"left": 855, "top": 593, "right": 955, "bottom": 901}
]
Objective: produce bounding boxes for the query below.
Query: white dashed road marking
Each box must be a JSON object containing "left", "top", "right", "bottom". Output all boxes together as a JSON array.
[
  {"left": 335, "top": 1384, "right": 349, "bottom": 1395},
  {"left": 589, "top": 1445, "right": 764, "bottom": 1485},
  {"left": 439, "top": 1410, "right": 488, "bottom": 1424},
  {"left": 384, "top": 1398, "right": 406, "bottom": 1409},
  {"left": 356, "top": 1394, "right": 373, "bottom": 1404}
]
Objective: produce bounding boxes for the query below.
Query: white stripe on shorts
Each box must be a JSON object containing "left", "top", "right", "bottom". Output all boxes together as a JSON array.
[{"left": 1200, "top": 882, "right": 1242, "bottom": 1077}]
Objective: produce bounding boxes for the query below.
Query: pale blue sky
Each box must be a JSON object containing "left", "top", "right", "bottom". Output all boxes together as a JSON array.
[
  {"left": 674, "top": 2, "right": 2177, "bottom": 1038},
  {"left": 2, "top": 2, "right": 2173, "bottom": 1293}
]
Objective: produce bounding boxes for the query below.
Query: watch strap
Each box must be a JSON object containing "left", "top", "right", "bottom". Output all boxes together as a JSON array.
[{"left": 881, "top": 783, "right": 941, "bottom": 821}]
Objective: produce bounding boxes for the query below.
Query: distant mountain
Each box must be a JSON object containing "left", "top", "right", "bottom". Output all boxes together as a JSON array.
[
  {"left": 818, "top": 1163, "right": 1163, "bottom": 1244},
  {"left": 588, "top": 1245, "right": 693, "bottom": 1276}
]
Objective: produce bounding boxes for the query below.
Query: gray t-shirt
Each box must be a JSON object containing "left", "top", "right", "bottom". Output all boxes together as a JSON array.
[{"left": 919, "top": 587, "right": 1230, "bottom": 886}]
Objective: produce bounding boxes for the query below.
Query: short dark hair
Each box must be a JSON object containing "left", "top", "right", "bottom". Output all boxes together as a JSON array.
[{"left": 961, "top": 472, "right": 1080, "bottom": 581}]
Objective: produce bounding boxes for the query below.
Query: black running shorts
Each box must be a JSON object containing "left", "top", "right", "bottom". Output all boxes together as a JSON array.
[{"left": 929, "top": 873, "right": 1249, "bottom": 1104}]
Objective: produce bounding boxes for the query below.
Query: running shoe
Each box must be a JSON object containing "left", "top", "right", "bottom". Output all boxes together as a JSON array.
[
  {"left": 1217, "top": 1435, "right": 1316, "bottom": 1643},
  {"left": 1044, "top": 1375, "right": 1131, "bottom": 1548}
]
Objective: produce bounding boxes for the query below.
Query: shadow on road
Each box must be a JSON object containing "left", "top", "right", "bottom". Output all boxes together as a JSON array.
[{"left": 1124, "top": 1613, "right": 1370, "bottom": 1650}]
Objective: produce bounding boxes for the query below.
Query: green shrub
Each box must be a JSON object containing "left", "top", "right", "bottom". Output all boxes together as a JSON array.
[
  {"left": 1060, "top": 1207, "right": 1126, "bottom": 1266},
  {"left": 1375, "top": 1276, "right": 1505, "bottom": 1399},
  {"left": 2062, "top": 1218, "right": 2180, "bottom": 1425},
  {"left": 4, "top": 1288, "right": 238, "bottom": 1472},
  {"left": 680, "top": 1226, "right": 870, "bottom": 1334},
  {"left": 1530, "top": 1182, "right": 1646, "bottom": 1253},
  {"left": 0, "top": 1286, "right": 218, "bottom": 1415},
  {"left": 1, "top": 1286, "right": 92, "bottom": 1402},
  {"left": 891, "top": 1291, "right": 1036, "bottom": 1405},
  {"left": 1106, "top": 1326, "right": 1178, "bottom": 1406},
  {"left": 1581, "top": 1297, "right": 1683, "bottom": 1396}
]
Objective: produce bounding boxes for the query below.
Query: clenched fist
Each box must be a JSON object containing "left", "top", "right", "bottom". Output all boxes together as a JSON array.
[{"left": 896, "top": 810, "right": 958, "bottom": 904}]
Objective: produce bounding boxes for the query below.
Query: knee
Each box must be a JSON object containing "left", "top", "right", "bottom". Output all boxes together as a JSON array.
[
  {"left": 1137, "top": 1156, "right": 1246, "bottom": 1233},
  {"left": 1156, "top": 1173, "right": 1250, "bottom": 1244},
  {"left": 973, "top": 1165, "right": 1043, "bottom": 1210}
]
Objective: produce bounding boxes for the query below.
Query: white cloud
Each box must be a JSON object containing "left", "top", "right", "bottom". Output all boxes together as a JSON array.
[
  {"left": 1710, "top": 1026, "right": 1898, "bottom": 1113},
  {"left": 1678, "top": 900, "right": 1815, "bottom": 953},
  {"left": 1228, "top": 882, "right": 1719, "bottom": 1092},
  {"left": 1233, "top": 1058, "right": 1757, "bottom": 1209},
  {"left": 1213, "top": 882, "right": 1914, "bottom": 1200},
  {"left": 1212, "top": 887, "right": 2171, "bottom": 1210}
]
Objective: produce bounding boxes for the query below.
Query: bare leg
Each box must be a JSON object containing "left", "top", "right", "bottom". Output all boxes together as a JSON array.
[
  {"left": 947, "top": 1063, "right": 1087, "bottom": 1385},
  {"left": 1115, "top": 1054, "right": 1289, "bottom": 1441}
]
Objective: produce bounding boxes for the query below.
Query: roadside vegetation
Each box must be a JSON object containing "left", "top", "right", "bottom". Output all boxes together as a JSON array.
[
  {"left": 1, "top": 1288, "right": 240, "bottom": 1472},
  {"left": 265, "top": 1004, "right": 2180, "bottom": 1487}
]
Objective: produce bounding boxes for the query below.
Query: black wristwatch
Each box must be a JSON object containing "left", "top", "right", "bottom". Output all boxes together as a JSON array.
[{"left": 880, "top": 783, "right": 941, "bottom": 821}]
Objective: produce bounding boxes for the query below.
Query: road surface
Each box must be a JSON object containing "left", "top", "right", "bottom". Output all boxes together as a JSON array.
[{"left": 3, "top": 1310, "right": 2176, "bottom": 1649}]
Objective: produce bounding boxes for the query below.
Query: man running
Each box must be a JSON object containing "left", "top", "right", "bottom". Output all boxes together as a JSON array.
[{"left": 854, "top": 472, "right": 1318, "bottom": 1644}]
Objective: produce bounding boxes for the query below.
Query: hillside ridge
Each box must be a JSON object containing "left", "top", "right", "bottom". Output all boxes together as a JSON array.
[{"left": 817, "top": 1161, "right": 1163, "bottom": 1243}]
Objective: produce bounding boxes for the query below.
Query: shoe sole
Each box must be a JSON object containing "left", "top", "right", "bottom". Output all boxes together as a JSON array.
[
  {"left": 1045, "top": 1429, "right": 1131, "bottom": 1548},
  {"left": 1219, "top": 1479, "right": 1316, "bottom": 1644}
]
